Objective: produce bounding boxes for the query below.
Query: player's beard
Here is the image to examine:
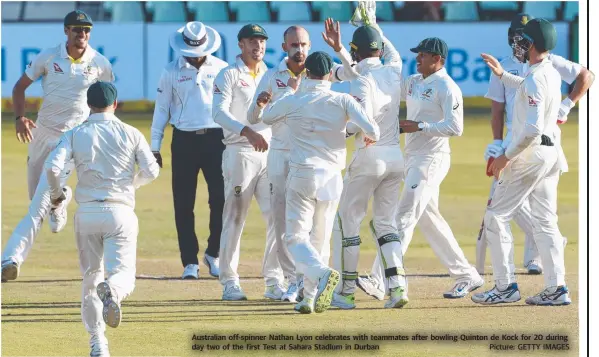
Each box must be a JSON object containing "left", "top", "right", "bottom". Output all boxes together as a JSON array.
[{"left": 288, "top": 46, "right": 307, "bottom": 64}]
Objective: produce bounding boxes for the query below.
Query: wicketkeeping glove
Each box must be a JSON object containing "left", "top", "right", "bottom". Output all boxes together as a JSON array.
[
  {"left": 350, "top": 1, "right": 377, "bottom": 27},
  {"left": 484, "top": 139, "right": 504, "bottom": 162},
  {"left": 557, "top": 97, "right": 575, "bottom": 125}
]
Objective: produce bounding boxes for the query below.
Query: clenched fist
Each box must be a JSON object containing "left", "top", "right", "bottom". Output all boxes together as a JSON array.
[{"left": 256, "top": 91, "right": 272, "bottom": 108}]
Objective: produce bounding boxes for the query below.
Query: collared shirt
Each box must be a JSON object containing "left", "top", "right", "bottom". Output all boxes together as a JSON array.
[
  {"left": 262, "top": 79, "right": 379, "bottom": 171},
  {"left": 150, "top": 55, "right": 228, "bottom": 151},
  {"left": 485, "top": 54, "right": 582, "bottom": 149},
  {"left": 45, "top": 112, "right": 160, "bottom": 209},
  {"left": 401, "top": 67, "right": 464, "bottom": 155},
  {"left": 25, "top": 42, "right": 114, "bottom": 133},
  {"left": 247, "top": 48, "right": 359, "bottom": 151},
  {"left": 503, "top": 58, "right": 562, "bottom": 160},
  {"left": 349, "top": 34, "right": 403, "bottom": 149},
  {"left": 212, "top": 55, "right": 271, "bottom": 147}
]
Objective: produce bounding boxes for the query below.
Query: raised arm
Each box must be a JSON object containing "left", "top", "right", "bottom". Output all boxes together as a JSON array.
[{"left": 322, "top": 18, "right": 359, "bottom": 82}]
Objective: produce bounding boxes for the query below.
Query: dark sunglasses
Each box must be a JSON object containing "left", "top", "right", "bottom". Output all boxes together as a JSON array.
[{"left": 70, "top": 26, "right": 91, "bottom": 34}]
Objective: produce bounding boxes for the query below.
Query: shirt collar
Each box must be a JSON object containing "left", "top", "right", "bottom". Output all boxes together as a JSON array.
[
  {"left": 299, "top": 78, "right": 331, "bottom": 92},
  {"left": 278, "top": 57, "right": 306, "bottom": 78},
  {"left": 177, "top": 55, "right": 216, "bottom": 69},
  {"left": 235, "top": 55, "right": 267, "bottom": 77},
  {"left": 423, "top": 67, "right": 447, "bottom": 84},
  {"left": 61, "top": 42, "right": 93, "bottom": 63},
  {"left": 527, "top": 57, "right": 551, "bottom": 74},
  {"left": 87, "top": 112, "right": 120, "bottom": 122},
  {"left": 355, "top": 57, "right": 381, "bottom": 74}
]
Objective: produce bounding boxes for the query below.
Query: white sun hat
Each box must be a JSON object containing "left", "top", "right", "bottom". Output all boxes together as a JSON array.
[{"left": 169, "top": 21, "right": 221, "bottom": 57}]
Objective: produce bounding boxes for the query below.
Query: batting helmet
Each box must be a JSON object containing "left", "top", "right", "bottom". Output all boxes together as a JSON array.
[{"left": 508, "top": 13, "right": 534, "bottom": 46}]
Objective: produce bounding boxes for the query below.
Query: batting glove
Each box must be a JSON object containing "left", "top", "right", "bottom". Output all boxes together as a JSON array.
[
  {"left": 557, "top": 97, "right": 575, "bottom": 125},
  {"left": 484, "top": 140, "right": 504, "bottom": 162}
]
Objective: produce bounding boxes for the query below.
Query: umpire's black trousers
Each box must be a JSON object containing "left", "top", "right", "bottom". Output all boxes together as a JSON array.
[{"left": 171, "top": 127, "right": 225, "bottom": 267}]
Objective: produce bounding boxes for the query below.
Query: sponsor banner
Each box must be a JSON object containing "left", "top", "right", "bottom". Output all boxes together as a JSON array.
[{"left": 2, "top": 22, "right": 571, "bottom": 100}]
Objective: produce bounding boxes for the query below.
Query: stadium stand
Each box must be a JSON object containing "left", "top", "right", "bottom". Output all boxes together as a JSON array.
[
  {"left": 103, "top": 1, "right": 145, "bottom": 22},
  {"left": 1, "top": 2, "right": 22, "bottom": 22},
  {"left": 23, "top": 1, "right": 76, "bottom": 21},
  {"left": 523, "top": 1, "right": 563, "bottom": 21},
  {"left": 442, "top": 1, "right": 479, "bottom": 21},
  {"left": 188, "top": 1, "right": 231, "bottom": 22},
  {"left": 229, "top": 1, "right": 271, "bottom": 22},
  {"left": 312, "top": 1, "right": 354, "bottom": 21},
  {"left": 145, "top": 1, "right": 187, "bottom": 23},
  {"left": 271, "top": 1, "right": 312, "bottom": 22}
]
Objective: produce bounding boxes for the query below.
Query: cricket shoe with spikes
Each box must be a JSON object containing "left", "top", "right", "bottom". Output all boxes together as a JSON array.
[
  {"left": 89, "top": 334, "right": 109, "bottom": 357},
  {"left": 294, "top": 298, "right": 314, "bottom": 314},
  {"left": 331, "top": 292, "right": 356, "bottom": 309},
  {"left": 222, "top": 283, "right": 248, "bottom": 301},
  {"left": 264, "top": 283, "right": 286, "bottom": 300},
  {"left": 96, "top": 282, "right": 121, "bottom": 328},
  {"left": 314, "top": 269, "right": 340, "bottom": 313},
  {"left": 49, "top": 186, "right": 72, "bottom": 233},
  {"left": 1, "top": 260, "right": 19, "bottom": 282},
  {"left": 525, "top": 261, "right": 543, "bottom": 275},
  {"left": 282, "top": 283, "right": 299, "bottom": 303},
  {"left": 443, "top": 278, "right": 485, "bottom": 299},
  {"left": 356, "top": 275, "right": 385, "bottom": 300},
  {"left": 384, "top": 286, "right": 409, "bottom": 309},
  {"left": 471, "top": 283, "right": 521, "bottom": 305},
  {"left": 525, "top": 286, "right": 571, "bottom": 306}
]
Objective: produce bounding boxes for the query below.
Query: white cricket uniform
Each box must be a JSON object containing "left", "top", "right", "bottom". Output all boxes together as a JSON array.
[
  {"left": 262, "top": 78, "right": 380, "bottom": 301},
  {"left": 44, "top": 112, "right": 159, "bottom": 338},
  {"left": 2, "top": 42, "right": 114, "bottom": 266},
  {"left": 247, "top": 49, "right": 358, "bottom": 286},
  {"left": 396, "top": 68, "right": 480, "bottom": 283},
  {"left": 212, "top": 55, "right": 281, "bottom": 287},
  {"left": 331, "top": 36, "right": 406, "bottom": 295},
  {"left": 478, "top": 54, "right": 582, "bottom": 271},
  {"left": 484, "top": 58, "right": 565, "bottom": 289}
]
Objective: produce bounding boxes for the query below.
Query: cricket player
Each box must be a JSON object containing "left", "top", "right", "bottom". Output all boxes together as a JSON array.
[
  {"left": 212, "top": 24, "right": 281, "bottom": 301},
  {"left": 247, "top": 21, "right": 359, "bottom": 302},
  {"left": 2, "top": 10, "right": 114, "bottom": 282},
  {"left": 262, "top": 51, "right": 386, "bottom": 313},
  {"left": 45, "top": 82, "right": 159, "bottom": 356},
  {"left": 473, "top": 18, "right": 572, "bottom": 306},
  {"left": 476, "top": 13, "right": 594, "bottom": 275}
]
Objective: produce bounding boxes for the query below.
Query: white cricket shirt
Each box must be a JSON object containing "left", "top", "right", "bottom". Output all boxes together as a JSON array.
[
  {"left": 150, "top": 55, "right": 228, "bottom": 151},
  {"left": 25, "top": 42, "right": 114, "bottom": 134}
]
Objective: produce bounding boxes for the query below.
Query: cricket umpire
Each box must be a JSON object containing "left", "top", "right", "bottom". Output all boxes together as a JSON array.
[{"left": 151, "top": 22, "right": 228, "bottom": 279}]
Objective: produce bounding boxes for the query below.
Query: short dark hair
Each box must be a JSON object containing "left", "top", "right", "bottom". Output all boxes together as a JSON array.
[{"left": 283, "top": 26, "right": 305, "bottom": 41}]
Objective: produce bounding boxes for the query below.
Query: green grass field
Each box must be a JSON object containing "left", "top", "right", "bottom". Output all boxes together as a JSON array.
[{"left": 1, "top": 113, "right": 580, "bottom": 357}]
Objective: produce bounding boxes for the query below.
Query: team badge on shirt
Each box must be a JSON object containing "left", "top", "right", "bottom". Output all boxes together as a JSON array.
[
  {"left": 421, "top": 88, "right": 433, "bottom": 98},
  {"left": 275, "top": 79, "right": 287, "bottom": 88},
  {"left": 53, "top": 63, "right": 64, "bottom": 73},
  {"left": 527, "top": 96, "right": 538, "bottom": 107}
]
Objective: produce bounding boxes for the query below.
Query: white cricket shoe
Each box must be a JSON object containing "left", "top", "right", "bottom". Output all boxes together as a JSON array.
[
  {"left": 314, "top": 269, "right": 340, "bottom": 313},
  {"left": 331, "top": 292, "right": 356, "bottom": 309},
  {"left": 443, "top": 278, "right": 485, "bottom": 299},
  {"left": 525, "top": 286, "right": 571, "bottom": 306},
  {"left": 384, "top": 287, "right": 409, "bottom": 309},
  {"left": 356, "top": 275, "right": 385, "bottom": 300},
  {"left": 526, "top": 261, "right": 543, "bottom": 275},
  {"left": 222, "top": 283, "right": 247, "bottom": 301},
  {"left": 203, "top": 254, "right": 219, "bottom": 277},
  {"left": 264, "top": 284, "right": 286, "bottom": 300},
  {"left": 1, "top": 260, "right": 19, "bottom": 282},
  {"left": 49, "top": 186, "right": 72, "bottom": 233},
  {"left": 471, "top": 283, "right": 521, "bottom": 305},
  {"left": 296, "top": 277, "right": 305, "bottom": 302},
  {"left": 89, "top": 334, "right": 109, "bottom": 357},
  {"left": 182, "top": 264, "right": 199, "bottom": 279},
  {"left": 281, "top": 283, "right": 299, "bottom": 303},
  {"left": 96, "top": 282, "right": 121, "bottom": 328},
  {"left": 294, "top": 298, "right": 314, "bottom": 314}
]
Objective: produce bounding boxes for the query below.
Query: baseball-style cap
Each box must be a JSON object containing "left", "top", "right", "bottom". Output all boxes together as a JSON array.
[
  {"left": 87, "top": 81, "right": 118, "bottom": 108},
  {"left": 523, "top": 18, "right": 557, "bottom": 52},
  {"left": 64, "top": 10, "right": 93, "bottom": 27},
  {"left": 237, "top": 24, "right": 269, "bottom": 41},
  {"left": 305, "top": 51, "right": 334, "bottom": 77},
  {"left": 350, "top": 26, "right": 382, "bottom": 52},
  {"left": 410, "top": 37, "right": 448, "bottom": 58}
]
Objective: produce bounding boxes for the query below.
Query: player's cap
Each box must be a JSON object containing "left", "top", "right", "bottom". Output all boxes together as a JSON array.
[
  {"left": 410, "top": 37, "right": 448, "bottom": 58},
  {"left": 238, "top": 24, "right": 269, "bottom": 41},
  {"left": 170, "top": 22, "right": 222, "bottom": 58},
  {"left": 305, "top": 51, "right": 334, "bottom": 77},
  {"left": 87, "top": 81, "right": 118, "bottom": 108},
  {"left": 350, "top": 26, "right": 382, "bottom": 52},
  {"left": 523, "top": 18, "right": 557, "bottom": 52},
  {"left": 64, "top": 10, "right": 93, "bottom": 27}
]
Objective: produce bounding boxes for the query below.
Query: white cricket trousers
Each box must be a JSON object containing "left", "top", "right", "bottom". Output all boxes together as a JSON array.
[
  {"left": 2, "top": 126, "right": 74, "bottom": 265},
  {"left": 285, "top": 166, "right": 341, "bottom": 301},
  {"left": 484, "top": 145, "right": 565, "bottom": 288},
  {"left": 332, "top": 146, "right": 405, "bottom": 294},
  {"left": 75, "top": 204, "right": 137, "bottom": 337},
  {"left": 267, "top": 149, "right": 296, "bottom": 285},
  {"left": 218, "top": 146, "right": 282, "bottom": 287}
]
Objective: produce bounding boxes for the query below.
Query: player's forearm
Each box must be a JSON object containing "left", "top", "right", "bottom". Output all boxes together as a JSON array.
[
  {"left": 351, "top": 115, "right": 380, "bottom": 141},
  {"left": 247, "top": 101, "right": 264, "bottom": 125},
  {"left": 12, "top": 87, "right": 26, "bottom": 117},
  {"left": 500, "top": 72, "right": 524, "bottom": 89},
  {"left": 150, "top": 110, "right": 169, "bottom": 152},
  {"left": 213, "top": 107, "right": 245, "bottom": 135},
  {"left": 568, "top": 68, "right": 595, "bottom": 103},
  {"left": 133, "top": 163, "right": 160, "bottom": 188},
  {"left": 421, "top": 119, "right": 463, "bottom": 137},
  {"left": 380, "top": 34, "right": 402, "bottom": 65},
  {"left": 332, "top": 47, "right": 358, "bottom": 82},
  {"left": 490, "top": 101, "right": 505, "bottom": 140}
]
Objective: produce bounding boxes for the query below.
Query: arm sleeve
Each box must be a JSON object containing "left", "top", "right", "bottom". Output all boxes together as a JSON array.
[
  {"left": 212, "top": 69, "right": 246, "bottom": 135},
  {"left": 133, "top": 131, "right": 160, "bottom": 189},
  {"left": 485, "top": 71, "right": 506, "bottom": 103},
  {"left": 24, "top": 51, "right": 48, "bottom": 81},
  {"left": 343, "top": 94, "right": 380, "bottom": 141},
  {"left": 44, "top": 132, "right": 73, "bottom": 200},
  {"left": 262, "top": 89, "right": 294, "bottom": 125},
  {"left": 420, "top": 85, "right": 463, "bottom": 137},
  {"left": 549, "top": 54, "right": 582, "bottom": 85},
  {"left": 505, "top": 79, "right": 545, "bottom": 159},
  {"left": 381, "top": 34, "right": 402, "bottom": 68},
  {"left": 400, "top": 75, "right": 410, "bottom": 101},
  {"left": 347, "top": 76, "right": 374, "bottom": 134},
  {"left": 99, "top": 59, "right": 115, "bottom": 82},
  {"left": 247, "top": 71, "right": 273, "bottom": 124},
  {"left": 500, "top": 71, "right": 524, "bottom": 89},
  {"left": 331, "top": 47, "right": 359, "bottom": 83},
  {"left": 150, "top": 69, "right": 172, "bottom": 151}
]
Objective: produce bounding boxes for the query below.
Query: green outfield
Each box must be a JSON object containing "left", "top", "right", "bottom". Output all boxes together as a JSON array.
[{"left": 1, "top": 113, "right": 580, "bottom": 357}]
